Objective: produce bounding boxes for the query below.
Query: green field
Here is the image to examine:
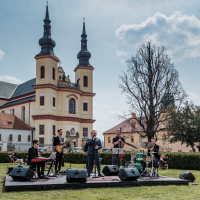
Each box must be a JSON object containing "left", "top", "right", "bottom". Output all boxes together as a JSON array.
[{"left": 0, "top": 163, "right": 200, "bottom": 200}]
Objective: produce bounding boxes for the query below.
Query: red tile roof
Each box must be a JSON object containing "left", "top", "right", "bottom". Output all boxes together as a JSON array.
[
  {"left": 103, "top": 118, "right": 144, "bottom": 134},
  {"left": 0, "top": 113, "right": 32, "bottom": 130}
]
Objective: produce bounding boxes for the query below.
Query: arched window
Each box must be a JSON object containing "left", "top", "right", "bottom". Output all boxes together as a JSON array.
[
  {"left": 28, "top": 135, "right": 31, "bottom": 142},
  {"left": 0, "top": 134, "right": 1, "bottom": 141},
  {"left": 9, "top": 134, "right": 13, "bottom": 142},
  {"left": 83, "top": 76, "right": 88, "bottom": 87},
  {"left": 69, "top": 98, "right": 75, "bottom": 114},
  {"left": 21, "top": 106, "right": 25, "bottom": 122},
  {"left": 41, "top": 66, "right": 45, "bottom": 78},
  {"left": 18, "top": 135, "right": 21, "bottom": 142},
  {"left": 53, "top": 68, "right": 55, "bottom": 80}
]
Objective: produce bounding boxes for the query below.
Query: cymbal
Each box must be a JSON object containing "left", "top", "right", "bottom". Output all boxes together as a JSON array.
[
  {"left": 140, "top": 142, "right": 153, "bottom": 149},
  {"left": 151, "top": 152, "right": 157, "bottom": 154},
  {"left": 125, "top": 142, "right": 137, "bottom": 149}
]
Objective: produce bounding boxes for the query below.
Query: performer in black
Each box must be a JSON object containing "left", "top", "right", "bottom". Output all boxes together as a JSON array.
[
  {"left": 86, "top": 130, "right": 103, "bottom": 177},
  {"left": 148, "top": 138, "right": 160, "bottom": 169},
  {"left": 27, "top": 140, "right": 46, "bottom": 178},
  {"left": 53, "top": 129, "right": 66, "bottom": 173},
  {"left": 112, "top": 129, "right": 125, "bottom": 168}
]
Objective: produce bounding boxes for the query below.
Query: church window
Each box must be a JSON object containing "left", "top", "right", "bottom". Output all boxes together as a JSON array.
[
  {"left": 53, "top": 68, "right": 55, "bottom": 80},
  {"left": 28, "top": 135, "right": 31, "bottom": 142},
  {"left": 52, "top": 125, "right": 56, "bottom": 135},
  {"left": 39, "top": 138, "right": 44, "bottom": 147},
  {"left": 83, "top": 76, "right": 88, "bottom": 87},
  {"left": 18, "top": 135, "right": 21, "bottom": 142},
  {"left": 39, "top": 125, "right": 44, "bottom": 135},
  {"left": 83, "top": 103, "right": 88, "bottom": 111},
  {"left": 53, "top": 97, "right": 56, "bottom": 107},
  {"left": 21, "top": 107, "right": 25, "bottom": 122},
  {"left": 83, "top": 128, "right": 88, "bottom": 137},
  {"left": 41, "top": 66, "right": 45, "bottom": 78},
  {"left": 9, "top": 134, "right": 13, "bottom": 142},
  {"left": 40, "top": 96, "right": 45, "bottom": 106},
  {"left": 69, "top": 98, "right": 75, "bottom": 114}
]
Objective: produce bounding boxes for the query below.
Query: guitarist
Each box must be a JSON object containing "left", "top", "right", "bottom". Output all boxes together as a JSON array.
[{"left": 53, "top": 129, "right": 66, "bottom": 173}]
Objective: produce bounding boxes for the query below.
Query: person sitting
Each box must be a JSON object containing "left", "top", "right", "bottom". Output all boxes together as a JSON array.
[
  {"left": 27, "top": 140, "right": 47, "bottom": 179},
  {"left": 11, "top": 153, "right": 23, "bottom": 165},
  {"left": 159, "top": 154, "right": 167, "bottom": 169}
]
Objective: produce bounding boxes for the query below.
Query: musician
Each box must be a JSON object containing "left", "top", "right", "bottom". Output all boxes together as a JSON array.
[
  {"left": 53, "top": 129, "right": 66, "bottom": 173},
  {"left": 148, "top": 138, "right": 160, "bottom": 169},
  {"left": 27, "top": 140, "right": 46, "bottom": 178},
  {"left": 112, "top": 129, "right": 125, "bottom": 167},
  {"left": 86, "top": 130, "right": 103, "bottom": 177}
]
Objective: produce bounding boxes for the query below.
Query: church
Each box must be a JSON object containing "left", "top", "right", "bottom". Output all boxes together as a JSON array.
[{"left": 0, "top": 5, "right": 95, "bottom": 150}]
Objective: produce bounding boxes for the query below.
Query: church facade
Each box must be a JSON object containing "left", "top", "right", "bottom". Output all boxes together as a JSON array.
[{"left": 0, "top": 5, "right": 95, "bottom": 149}]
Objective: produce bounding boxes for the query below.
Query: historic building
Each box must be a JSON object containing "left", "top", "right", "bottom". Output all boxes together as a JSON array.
[
  {"left": 103, "top": 87, "right": 198, "bottom": 153},
  {"left": 0, "top": 5, "right": 95, "bottom": 150}
]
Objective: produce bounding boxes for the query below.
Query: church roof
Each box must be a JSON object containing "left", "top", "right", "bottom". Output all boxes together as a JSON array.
[
  {"left": 0, "top": 113, "right": 32, "bottom": 130},
  {"left": 0, "top": 95, "right": 35, "bottom": 108},
  {"left": 0, "top": 81, "right": 17, "bottom": 99},
  {"left": 10, "top": 78, "right": 36, "bottom": 98}
]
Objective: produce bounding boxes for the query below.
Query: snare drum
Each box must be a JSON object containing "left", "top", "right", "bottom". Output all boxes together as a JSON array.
[{"left": 144, "top": 156, "right": 152, "bottom": 162}]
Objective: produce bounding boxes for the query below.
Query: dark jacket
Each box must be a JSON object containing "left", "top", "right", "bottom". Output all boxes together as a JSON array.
[
  {"left": 27, "top": 146, "right": 38, "bottom": 165},
  {"left": 53, "top": 136, "right": 64, "bottom": 147},
  {"left": 84, "top": 143, "right": 88, "bottom": 153},
  {"left": 11, "top": 155, "right": 17, "bottom": 161},
  {"left": 148, "top": 144, "right": 160, "bottom": 160},
  {"left": 86, "top": 137, "right": 102, "bottom": 155}
]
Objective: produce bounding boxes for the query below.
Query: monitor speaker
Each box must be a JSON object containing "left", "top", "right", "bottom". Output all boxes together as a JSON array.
[
  {"left": 118, "top": 167, "right": 140, "bottom": 181},
  {"left": 179, "top": 171, "right": 195, "bottom": 182},
  {"left": 102, "top": 165, "right": 119, "bottom": 176},
  {"left": 66, "top": 169, "right": 87, "bottom": 182}
]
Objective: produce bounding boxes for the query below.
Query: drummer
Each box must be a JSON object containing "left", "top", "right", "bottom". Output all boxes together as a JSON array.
[
  {"left": 148, "top": 138, "right": 160, "bottom": 170},
  {"left": 112, "top": 129, "right": 125, "bottom": 167}
]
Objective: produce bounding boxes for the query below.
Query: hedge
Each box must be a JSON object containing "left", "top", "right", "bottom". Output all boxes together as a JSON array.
[{"left": 1, "top": 152, "right": 200, "bottom": 170}]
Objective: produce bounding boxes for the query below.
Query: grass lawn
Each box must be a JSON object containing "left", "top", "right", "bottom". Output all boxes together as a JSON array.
[{"left": 0, "top": 163, "right": 200, "bottom": 200}]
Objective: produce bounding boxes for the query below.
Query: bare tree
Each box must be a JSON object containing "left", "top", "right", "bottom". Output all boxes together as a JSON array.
[{"left": 119, "top": 41, "right": 186, "bottom": 142}]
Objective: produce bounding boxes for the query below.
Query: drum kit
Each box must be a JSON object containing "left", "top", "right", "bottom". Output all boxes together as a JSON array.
[{"left": 126, "top": 142, "right": 158, "bottom": 177}]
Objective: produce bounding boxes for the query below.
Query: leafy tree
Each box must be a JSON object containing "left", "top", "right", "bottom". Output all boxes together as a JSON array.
[
  {"left": 119, "top": 41, "right": 186, "bottom": 141},
  {"left": 167, "top": 102, "right": 200, "bottom": 152}
]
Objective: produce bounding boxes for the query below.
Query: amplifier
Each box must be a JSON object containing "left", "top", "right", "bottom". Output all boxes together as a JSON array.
[
  {"left": 66, "top": 169, "right": 87, "bottom": 183},
  {"left": 102, "top": 165, "right": 119, "bottom": 176},
  {"left": 179, "top": 171, "right": 195, "bottom": 182},
  {"left": 118, "top": 167, "right": 140, "bottom": 181},
  {"left": 10, "top": 165, "right": 34, "bottom": 181}
]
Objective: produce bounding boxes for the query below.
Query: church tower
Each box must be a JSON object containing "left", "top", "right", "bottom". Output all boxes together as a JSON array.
[
  {"left": 74, "top": 20, "right": 94, "bottom": 93},
  {"left": 35, "top": 4, "right": 59, "bottom": 86}
]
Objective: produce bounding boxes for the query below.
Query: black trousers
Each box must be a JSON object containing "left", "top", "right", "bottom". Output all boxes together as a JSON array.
[
  {"left": 112, "top": 154, "right": 121, "bottom": 168},
  {"left": 88, "top": 154, "right": 100, "bottom": 176},
  {"left": 86, "top": 155, "right": 94, "bottom": 173},
  {"left": 55, "top": 152, "right": 63, "bottom": 171}
]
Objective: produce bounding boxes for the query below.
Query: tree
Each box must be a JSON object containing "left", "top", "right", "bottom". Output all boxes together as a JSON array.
[
  {"left": 167, "top": 102, "right": 200, "bottom": 152},
  {"left": 119, "top": 41, "right": 186, "bottom": 142}
]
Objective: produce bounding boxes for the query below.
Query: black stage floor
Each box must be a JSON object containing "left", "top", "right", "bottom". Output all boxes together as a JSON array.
[{"left": 4, "top": 173, "right": 188, "bottom": 192}]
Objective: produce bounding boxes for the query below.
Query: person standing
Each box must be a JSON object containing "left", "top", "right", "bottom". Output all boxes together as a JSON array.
[
  {"left": 86, "top": 130, "right": 103, "bottom": 177},
  {"left": 112, "top": 129, "right": 125, "bottom": 168},
  {"left": 53, "top": 129, "right": 66, "bottom": 173},
  {"left": 148, "top": 138, "right": 160, "bottom": 170}
]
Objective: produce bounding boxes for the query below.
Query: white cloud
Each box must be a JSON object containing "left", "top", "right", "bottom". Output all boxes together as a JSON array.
[
  {"left": 93, "top": 102, "right": 123, "bottom": 141},
  {"left": 116, "top": 49, "right": 130, "bottom": 56},
  {"left": 0, "top": 50, "right": 5, "bottom": 59},
  {"left": 115, "top": 11, "right": 200, "bottom": 62},
  {"left": 0, "top": 75, "right": 24, "bottom": 84}
]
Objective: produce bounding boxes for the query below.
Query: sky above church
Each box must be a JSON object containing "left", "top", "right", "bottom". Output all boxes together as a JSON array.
[{"left": 1, "top": 0, "right": 200, "bottom": 141}]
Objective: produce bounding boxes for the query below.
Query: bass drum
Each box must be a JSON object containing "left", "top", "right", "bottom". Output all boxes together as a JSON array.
[
  {"left": 136, "top": 153, "right": 143, "bottom": 160},
  {"left": 134, "top": 162, "right": 143, "bottom": 173}
]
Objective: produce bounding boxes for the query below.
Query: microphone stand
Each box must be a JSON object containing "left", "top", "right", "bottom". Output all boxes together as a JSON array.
[{"left": 92, "top": 137, "right": 99, "bottom": 178}]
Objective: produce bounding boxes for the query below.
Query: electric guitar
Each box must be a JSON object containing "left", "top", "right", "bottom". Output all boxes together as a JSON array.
[{"left": 55, "top": 137, "right": 76, "bottom": 153}]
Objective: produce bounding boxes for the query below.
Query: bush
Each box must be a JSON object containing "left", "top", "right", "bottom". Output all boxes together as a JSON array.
[{"left": 1, "top": 151, "right": 200, "bottom": 170}]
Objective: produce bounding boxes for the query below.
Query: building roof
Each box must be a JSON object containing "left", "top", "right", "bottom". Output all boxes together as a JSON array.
[
  {"left": 10, "top": 78, "right": 36, "bottom": 98},
  {"left": 0, "top": 95, "right": 35, "bottom": 108},
  {"left": 0, "top": 113, "right": 32, "bottom": 130},
  {"left": 103, "top": 118, "right": 144, "bottom": 135},
  {"left": 0, "top": 81, "right": 17, "bottom": 99}
]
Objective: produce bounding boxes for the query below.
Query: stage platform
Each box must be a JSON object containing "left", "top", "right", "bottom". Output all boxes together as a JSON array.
[{"left": 4, "top": 173, "right": 188, "bottom": 192}]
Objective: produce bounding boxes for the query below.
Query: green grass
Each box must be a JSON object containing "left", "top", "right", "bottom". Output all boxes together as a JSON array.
[{"left": 0, "top": 163, "right": 200, "bottom": 200}]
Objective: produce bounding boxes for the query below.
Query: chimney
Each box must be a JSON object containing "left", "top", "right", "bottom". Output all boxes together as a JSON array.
[{"left": 132, "top": 113, "right": 136, "bottom": 124}]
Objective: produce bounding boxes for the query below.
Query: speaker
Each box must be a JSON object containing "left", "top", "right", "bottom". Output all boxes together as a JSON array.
[
  {"left": 7, "top": 167, "right": 14, "bottom": 175},
  {"left": 179, "top": 171, "right": 195, "bottom": 182},
  {"left": 102, "top": 165, "right": 119, "bottom": 176},
  {"left": 10, "top": 165, "right": 34, "bottom": 181},
  {"left": 66, "top": 169, "right": 87, "bottom": 182},
  {"left": 118, "top": 168, "right": 140, "bottom": 181}
]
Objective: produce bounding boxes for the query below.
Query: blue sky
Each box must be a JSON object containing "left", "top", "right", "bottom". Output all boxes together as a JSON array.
[{"left": 1, "top": 0, "right": 200, "bottom": 140}]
